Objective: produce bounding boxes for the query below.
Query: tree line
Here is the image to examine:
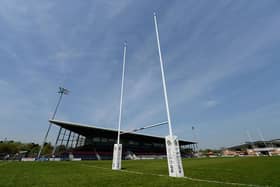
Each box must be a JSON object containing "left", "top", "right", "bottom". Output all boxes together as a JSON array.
[{"left": 0, "top": 140, "right": 54, "bottom": 158}]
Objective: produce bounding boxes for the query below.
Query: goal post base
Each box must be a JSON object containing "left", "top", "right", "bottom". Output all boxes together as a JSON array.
[
  {"left": 112, "top": 144, "right": 122, "bottom": 170},
  {"left": 165, "top": 136, "right": 184, "bottom": 177}
]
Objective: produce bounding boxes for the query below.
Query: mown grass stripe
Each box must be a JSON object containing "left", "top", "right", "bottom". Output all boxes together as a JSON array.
[
  {"left": 0, "top": 162, "right": 10, "bottom": 167},
  {"left": 82, "top": 163, "right": 267, "bottom": 187}
]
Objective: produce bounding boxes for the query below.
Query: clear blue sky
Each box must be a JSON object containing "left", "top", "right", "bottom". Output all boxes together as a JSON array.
[{"left": 0, "top": 0, "right": 279, "bottom": 149}]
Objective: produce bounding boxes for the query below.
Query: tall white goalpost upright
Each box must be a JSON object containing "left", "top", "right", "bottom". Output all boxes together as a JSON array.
[
  {"left": 112, "top": 42, "right": 127, "bottom": 170},
  {"left": 153, "top": 12, "right": 184, "bottom": 177}
]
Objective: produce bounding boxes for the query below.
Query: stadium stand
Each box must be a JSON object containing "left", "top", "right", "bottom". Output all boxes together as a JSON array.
[{"left": 50, "top": 119, "right": 197, "bottom": 160}]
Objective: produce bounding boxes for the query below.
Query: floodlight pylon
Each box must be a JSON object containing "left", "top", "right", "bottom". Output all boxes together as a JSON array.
[
  {"left": 37, "top": 87, "right": 69, "bottom": 159},
  {"left": 112, "top": 42, "right": 127, "bottom": 170},
  {"left": 154, "top": 12, "right": 184, "bottom": 177},
  {"left": 257, "top": 128, "right": 273, "bottom": 154},
  {"left": 257, "top": 128, "right": 267, "bottom": 147}
]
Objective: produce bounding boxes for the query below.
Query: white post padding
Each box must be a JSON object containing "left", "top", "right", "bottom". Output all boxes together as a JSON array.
[
  {"left": 112, "top": 144, "right": 122, "bottom": 170},
  {"left": 165, "top": 136, "right": 184, "bottom": 177}
]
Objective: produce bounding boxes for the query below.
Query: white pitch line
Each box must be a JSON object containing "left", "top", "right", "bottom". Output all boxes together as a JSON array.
[
  {"left": 81, "top": 164, "right": 268, "bottom": 187},
  {"left": 182, "top": 176, "right": 266, "bottom": 187}
]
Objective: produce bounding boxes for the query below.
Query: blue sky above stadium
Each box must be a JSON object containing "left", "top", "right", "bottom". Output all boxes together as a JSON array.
[{"left": 0, "top": 0, "right": 280, "bottom": 148}]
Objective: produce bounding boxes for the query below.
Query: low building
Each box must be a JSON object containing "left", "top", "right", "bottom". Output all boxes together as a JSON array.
[{"left": 223, "top": 139, "right": 280, "bottom": 156}]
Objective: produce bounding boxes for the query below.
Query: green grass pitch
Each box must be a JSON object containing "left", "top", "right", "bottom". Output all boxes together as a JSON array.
[{"left": 0, "top": 157, "right": 279, "bottom": 187}]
